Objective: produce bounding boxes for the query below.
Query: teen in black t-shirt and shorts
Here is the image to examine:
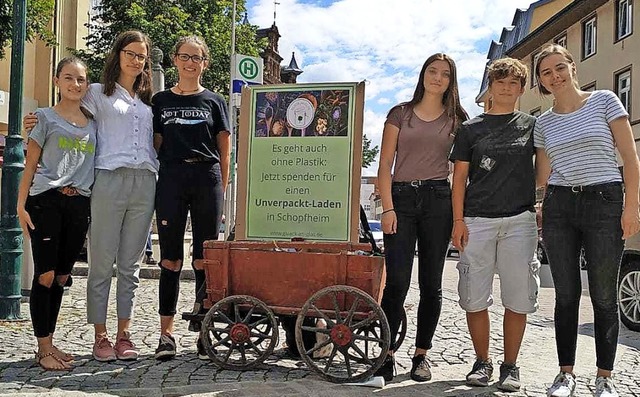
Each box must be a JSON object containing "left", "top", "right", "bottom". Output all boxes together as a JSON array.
[
  {"left": 450, "top": 58, "right": 540, "bottom": 392},
  {"left": 152, "top": 35, "right": 230, "bottom": 361}
]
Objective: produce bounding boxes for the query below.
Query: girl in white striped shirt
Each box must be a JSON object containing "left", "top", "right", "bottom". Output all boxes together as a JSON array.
[{"left": 534, "top": 44, "right": 640, "bottom": 397}]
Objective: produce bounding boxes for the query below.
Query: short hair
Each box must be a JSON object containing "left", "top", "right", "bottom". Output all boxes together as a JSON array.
[{"left": 487, "top": 57, "right": 528, "bottom": 88}]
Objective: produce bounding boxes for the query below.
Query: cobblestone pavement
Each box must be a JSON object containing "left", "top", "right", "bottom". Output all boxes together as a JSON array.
[{"left": 1, "top": 259, "right": 639, "bottom": 397}]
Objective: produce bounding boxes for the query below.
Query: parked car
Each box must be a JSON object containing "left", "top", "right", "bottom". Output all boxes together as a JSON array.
[
  {"left": 620, "top": 233, "right": 640, "bottom": 332},
  {"left": 446, "top": 241, "right": 459, "bottom": 258},
  {"left": 359, "top": 219, "right": 384, "bottom": 252},
  {"left": 366, "top": 219, "right": 384, "bottom": 252}
]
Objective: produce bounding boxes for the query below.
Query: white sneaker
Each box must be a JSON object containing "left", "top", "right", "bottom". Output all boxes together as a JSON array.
[
  {"left": 595, "top": 376, "right": 618, "bottom": 397},
  {"left": 547, "top": 372, "right": 576, "bottom": 397}
]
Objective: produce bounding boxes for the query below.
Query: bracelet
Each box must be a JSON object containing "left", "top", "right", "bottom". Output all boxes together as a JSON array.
[
  {"left": 382, "top": 209, "right": 395, "bottom": 215},
  {"left": 454, "top": 219, "right": 465, "bottom": 223}
]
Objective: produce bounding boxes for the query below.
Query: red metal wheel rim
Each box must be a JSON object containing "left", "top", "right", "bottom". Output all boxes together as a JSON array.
[
  {"left": 330, "top": 324, "right": 353, "bottom": 346},
  {"left": 230, "top": 323, "right": 251, "bottom": 343}
]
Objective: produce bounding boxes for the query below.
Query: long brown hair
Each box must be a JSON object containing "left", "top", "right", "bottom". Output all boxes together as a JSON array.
[
  {"left": 388, "top": 53, "right": 469, "bottom": 130},
  {"left": 101, "top": 30, "right": 153, "bottom": 105},
  {"left": 535, "top": 44, "right": 579, "bottom": 95}
]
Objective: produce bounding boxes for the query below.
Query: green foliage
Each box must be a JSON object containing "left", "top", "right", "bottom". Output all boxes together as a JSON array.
[
  {"left": 362, "top": 134, "right": 379, "bottom": 168},
  {"left": 74, "top": 0, "right": 266, "bottom": 96},
  {"left": 0, "top": 0, "right": 56, "bottom": 59}
]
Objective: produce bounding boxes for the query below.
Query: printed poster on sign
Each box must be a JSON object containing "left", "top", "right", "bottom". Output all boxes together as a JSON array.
[{"left": 238, "top": 82, "right": 364, "bottom": 241}]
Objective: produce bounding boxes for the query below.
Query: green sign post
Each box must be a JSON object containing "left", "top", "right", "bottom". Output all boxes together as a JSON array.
[{"left": 0, "top": 0, "right": 27, "bottom": 319}]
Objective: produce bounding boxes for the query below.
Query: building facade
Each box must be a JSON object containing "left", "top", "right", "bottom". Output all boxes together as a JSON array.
[{"left": 0, "top": 0, "right": 92, "bottom": 135}]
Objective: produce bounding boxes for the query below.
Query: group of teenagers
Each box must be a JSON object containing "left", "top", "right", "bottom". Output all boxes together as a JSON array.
[
  {"left": 374, "top": 46, "right": 639, "bottom": 397},
  {"left": 18, "top": 30, "right": 230, "bottom": 370},
  {"left": 15, "top": 26, "right": 639, "bottom": 397}
]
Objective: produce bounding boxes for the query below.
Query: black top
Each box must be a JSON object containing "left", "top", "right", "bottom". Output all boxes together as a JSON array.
[
  {"left": 450, "top": 111, "right": 536, "bottom": 218},
  {"left": 152, "top": 89, "right": 230, "bottom": 163}
]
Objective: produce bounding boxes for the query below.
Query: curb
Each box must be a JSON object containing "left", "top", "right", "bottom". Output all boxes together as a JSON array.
[{"left": 71, "top": 262, "right": 195, "bottom": 280}]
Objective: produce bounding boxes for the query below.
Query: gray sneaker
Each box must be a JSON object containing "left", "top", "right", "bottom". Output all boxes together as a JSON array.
[
  {"left": 154, "top": 334, "right": 176, "bottom": 361},
  {"left": 547, "top": 372, "right": 576, "bottom": 397},
  {"left": 410, "top": 354, "right": 432, "bottom": 382},
  {"left": 497, "top": 362, "right": 520, "bottom": 392},
  {"left": 594, "top": 376, "right": 618, "bottom": 397},
  {"left": 466, "top": 359, "right": 493, "bottom": 387}
]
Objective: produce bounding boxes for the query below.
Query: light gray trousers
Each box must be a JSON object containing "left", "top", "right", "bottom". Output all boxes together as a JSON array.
[{"left": 87, "top": 168, "right": 156, "bottom": 324}]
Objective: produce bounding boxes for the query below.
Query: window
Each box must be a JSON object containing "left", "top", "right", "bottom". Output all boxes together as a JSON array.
[
  {"left": 530, "top": 108, "right": 541, "bottom": 117},
  {"left": 616, "top": 69, "right": 632, "bottom": 113},
  {"left": 531, "top": 52, "right": 541, "bottom": 87},
  {"left": 554, "top": 34, "right": 567, "bottom": 48},
  {"left": 582, "top": 82, "right": 597, "bottom": 91},
  {"left": 616, "top": 0, "right": 633, "bottom": 40},
  {"left": 582, "top": 16, "right": 597, "bottom": 58}
]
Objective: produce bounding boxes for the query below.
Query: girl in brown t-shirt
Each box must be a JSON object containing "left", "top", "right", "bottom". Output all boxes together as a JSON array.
[{"left": 375, "top": 53, "right": 468, "bottom": 383}]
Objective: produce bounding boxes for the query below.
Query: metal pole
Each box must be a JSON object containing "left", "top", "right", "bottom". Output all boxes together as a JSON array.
[
  {"left": 225, "top": 0, "right": 237, "bottom": 240},
  {"left": 0, "top": 0, "right": 27, "bottom": 319}
]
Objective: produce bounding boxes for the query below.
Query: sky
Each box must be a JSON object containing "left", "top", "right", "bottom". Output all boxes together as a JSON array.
[{"left": 246, "top": 0, "right": 536, "bottom": 174}]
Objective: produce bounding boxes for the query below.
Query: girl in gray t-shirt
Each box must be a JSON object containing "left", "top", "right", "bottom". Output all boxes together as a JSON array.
[{"left": 16, "top": 57, "right": 96, "bottom": 371}]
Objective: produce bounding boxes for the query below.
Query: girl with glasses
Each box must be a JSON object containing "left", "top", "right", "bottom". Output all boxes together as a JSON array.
[{"left": 151, "top": 35, "right": 230, "bottom": 361}]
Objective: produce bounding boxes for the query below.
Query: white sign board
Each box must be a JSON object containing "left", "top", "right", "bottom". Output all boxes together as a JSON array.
[{"left": 232, "top": 54, "right": 264, "bottom": 84}]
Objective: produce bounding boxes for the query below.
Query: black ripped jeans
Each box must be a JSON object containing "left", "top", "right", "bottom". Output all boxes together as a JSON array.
[
  {"left": 380, "top": 180, "right": 453, "bottom": 351},
  {"left": 542, "top": 183, "right": 624, "bottom": 371}
]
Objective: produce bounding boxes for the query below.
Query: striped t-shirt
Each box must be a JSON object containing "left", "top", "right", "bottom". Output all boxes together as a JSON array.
[{"left": 533, "top": 90, "right": 627, "bottom": 186}]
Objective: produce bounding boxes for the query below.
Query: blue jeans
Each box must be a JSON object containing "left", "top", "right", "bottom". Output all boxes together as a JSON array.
[
  {"left": 542, "top": 183, "right": 624, "bottom": 371},
  {"left": 381, "top": 180, "right": 452, "bottom": 351}
]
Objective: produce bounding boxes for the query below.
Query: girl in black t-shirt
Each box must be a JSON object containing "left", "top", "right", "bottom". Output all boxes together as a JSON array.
[{"left": 152, "top": 35, "right": 230, "bottom": 361}]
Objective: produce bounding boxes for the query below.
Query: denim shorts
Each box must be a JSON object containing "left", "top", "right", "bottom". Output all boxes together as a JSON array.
[{"left": 457, "top": 210, "right": 540, "bottom": 314}]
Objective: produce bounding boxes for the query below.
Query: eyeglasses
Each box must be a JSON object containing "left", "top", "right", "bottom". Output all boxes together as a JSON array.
[
  {"left": 175, "top": 53, "right": 208, "bottom": 64},
  {"left": 121, "top": 50, "right": 148, "bottom": 63}
]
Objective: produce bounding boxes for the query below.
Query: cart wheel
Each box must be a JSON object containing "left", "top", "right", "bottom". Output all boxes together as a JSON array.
[
  {"left": 295, "top": 285, "right": 390, "bottom": 383},
  {"left": 354, "top": 305, "right": 406, "bottom": 354},
  {"left": 200, "top": 295, "right": 278, "bottom": 370}
]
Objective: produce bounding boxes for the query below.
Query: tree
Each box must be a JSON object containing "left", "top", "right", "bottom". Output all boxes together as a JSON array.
[
  {"left": 362, "top": 134, "right": 379, "bottom": 168},
  {"left": 74, "top": 0, "right": 265, "bottom": 95},
  {"left": 0, "top": 0, "right": 56, "bottom": 59}
]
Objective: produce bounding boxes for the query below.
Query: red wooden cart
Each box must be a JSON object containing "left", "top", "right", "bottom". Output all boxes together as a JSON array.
[{"left": 186, "top": 240, "right": 406, "bottom": 383}]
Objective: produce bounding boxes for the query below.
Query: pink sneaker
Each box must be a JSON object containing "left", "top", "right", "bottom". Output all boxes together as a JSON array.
[
  {"left": 114, "top": 331, "right": 139, "bottom": 360},
  {"left": 93, "top": 334, "right": 117, "bottom": 362}
]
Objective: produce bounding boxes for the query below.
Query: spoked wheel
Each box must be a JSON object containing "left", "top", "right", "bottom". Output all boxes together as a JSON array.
[
  {"left": 295, "top": 285, "right": 390, "bottom": 383},
  {"left": 200, "top": 295, "right": 278, "bottom": 370},
  {"left": 354, "top": 306, "right": 406, "bottom": 354}
]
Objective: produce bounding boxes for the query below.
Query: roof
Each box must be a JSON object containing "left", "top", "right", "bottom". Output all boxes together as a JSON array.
[
  {"left": 506, "top": 0, "right": 609, "bottom": 58},
  {"left": 281, "top": 52, "right": 303, "bottom": 74},
  {"left": 475, "top": 0, "right": 571, "bottom": 103}
]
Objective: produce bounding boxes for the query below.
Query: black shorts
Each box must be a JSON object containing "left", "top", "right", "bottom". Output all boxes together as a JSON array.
[{"left": 26, "top": 189, "right": 90, "bottom": 276}]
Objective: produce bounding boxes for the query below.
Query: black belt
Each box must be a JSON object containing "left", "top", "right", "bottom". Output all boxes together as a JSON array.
[
  {"left": 393, "top": 179, "right": 449, "bottom": 188},
  {"left": 183, "top": 156, "right": 213, "bottom": 163},
  {"left": 548, "top": 182, "right": 622, "bottom": 193}
]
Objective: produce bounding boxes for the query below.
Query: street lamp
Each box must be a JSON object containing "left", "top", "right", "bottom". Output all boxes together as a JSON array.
[{"left": 0, "top": 0, "right": 27, "bottom": 319}]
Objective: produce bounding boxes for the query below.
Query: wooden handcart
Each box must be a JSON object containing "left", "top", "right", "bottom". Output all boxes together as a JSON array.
[{"left": 183, "top": 240, "right": 406, "bottom": 383}]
